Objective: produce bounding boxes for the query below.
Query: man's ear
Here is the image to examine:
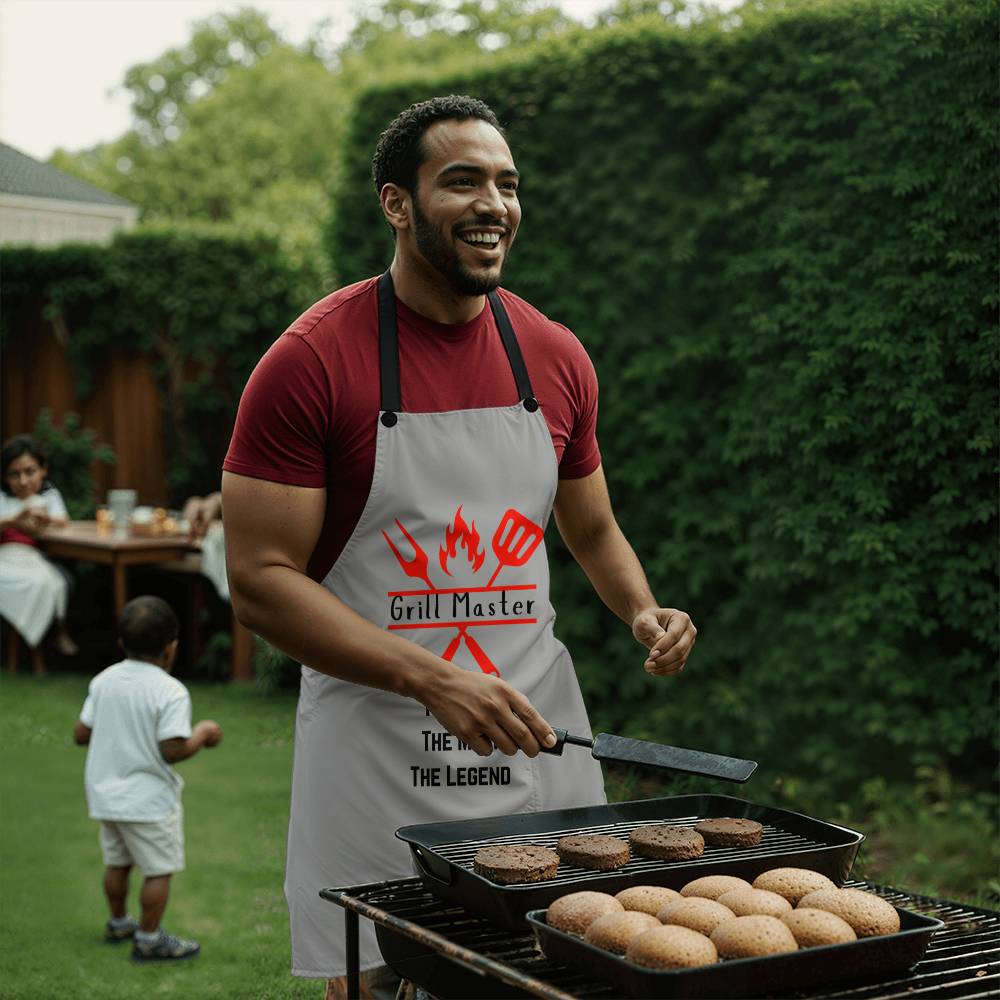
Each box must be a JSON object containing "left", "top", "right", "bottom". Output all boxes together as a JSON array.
[
  {"left": 164, "top": 639, "right": 179, "bottom": 669},
  {"left": 380, "top": 183, "right": 410, "bottom": 233}
]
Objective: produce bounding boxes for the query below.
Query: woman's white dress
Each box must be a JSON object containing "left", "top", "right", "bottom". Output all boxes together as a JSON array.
[{"left": 0, "top": 488, "right": 69, "bottom": 646}]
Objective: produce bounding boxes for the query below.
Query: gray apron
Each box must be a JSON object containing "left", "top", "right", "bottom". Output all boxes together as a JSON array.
[{"left": 284, "top": 273, "right": 606, "bottom": 978}]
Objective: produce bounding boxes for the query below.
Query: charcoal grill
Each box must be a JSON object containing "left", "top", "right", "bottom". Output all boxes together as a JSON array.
[
  {"left": 396, "top": 794, "right": 863, "bottom": 929},
  {"left": 320, "top": 878, "right": 999, "bottom": 1000}
]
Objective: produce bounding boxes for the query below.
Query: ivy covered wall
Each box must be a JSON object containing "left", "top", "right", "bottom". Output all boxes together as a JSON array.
[
  {"left": 2, "top": 229, "right": 314, "bottom": 501},
  {"left": 329, "top": 0, "right": 998, "bottom": 791}
]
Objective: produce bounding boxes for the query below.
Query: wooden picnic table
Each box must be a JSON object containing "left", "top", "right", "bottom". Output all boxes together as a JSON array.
[{"left": 36, "top": 520, "right": 253, "bottom": 681}]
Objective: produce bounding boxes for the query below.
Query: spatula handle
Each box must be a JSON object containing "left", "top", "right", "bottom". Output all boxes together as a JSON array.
[
  {"left": 539, "top": 728, "right": 594, "bottom": 756},
  {"left": 539, "top": 727, "right": 568, "bottom": 755}
]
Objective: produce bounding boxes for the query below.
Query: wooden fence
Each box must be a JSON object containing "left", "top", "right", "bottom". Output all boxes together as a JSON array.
[{"left": 2, "top": 309, "right": 170, "bottom": 504}]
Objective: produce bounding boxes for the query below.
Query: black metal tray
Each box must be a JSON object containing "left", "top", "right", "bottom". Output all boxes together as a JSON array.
[
  {"left": 396, "top": 794, "right": 864, "bottom": 930},
  {"left": 527, "top": 904, "right": 943, "bottom": 998}
]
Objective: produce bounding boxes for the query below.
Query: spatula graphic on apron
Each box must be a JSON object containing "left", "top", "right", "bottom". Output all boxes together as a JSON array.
[
  {"left": 541, "top": 728, "right": 758, "bottom": 783},
  {"left": 487, "top": 508, "right": 545, "bottom": 587}
]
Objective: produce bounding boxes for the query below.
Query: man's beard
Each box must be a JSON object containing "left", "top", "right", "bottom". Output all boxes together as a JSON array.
[{"left": 412, "top": 198, "right": 509, "bottom": 297}]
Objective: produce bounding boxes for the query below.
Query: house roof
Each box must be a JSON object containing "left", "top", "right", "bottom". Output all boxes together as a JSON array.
[{"left": 0, "top": 142, "right": 135, "bottom": 208}]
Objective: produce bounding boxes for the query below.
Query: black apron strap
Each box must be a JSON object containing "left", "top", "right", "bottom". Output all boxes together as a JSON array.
[
  {"left": 377, "top": 271, "right": 401, "bottom": 425},
  {"left": 377, "top": 272, "right": 538, "bottom": 421},
  {"left": 488, "top": 290, "right": 538, "bottom": 411}
]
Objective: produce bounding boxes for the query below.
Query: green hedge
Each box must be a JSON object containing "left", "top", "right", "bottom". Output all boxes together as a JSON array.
[
  {"left": 329, "top": 0, "right": 998, "bottom": 794},
  {"left": 1, "top": 229, "right": 317, "bottom": 500}
]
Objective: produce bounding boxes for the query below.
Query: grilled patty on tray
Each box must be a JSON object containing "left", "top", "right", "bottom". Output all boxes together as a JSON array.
[
  {"left": 556, "top": 834, "right": 630, "bottom": 870},
  {"left": 694, "top": 817, "right": 764, "bottom": 846},
  {"left": 629, "top": 824, "right": 705, "bottom": 860},
  {"left": 472, "top": 844, "right": 559, "bottom": 884}
]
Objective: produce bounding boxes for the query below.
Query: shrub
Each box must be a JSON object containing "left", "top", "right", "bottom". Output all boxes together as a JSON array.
[
  {"left": 1, "top": 228, "right": 321, "bottom": 502},
  {"left": 29, "top": 409, "right": 116, "bottom": 519},
  {"left": 329, "top": 0, "right": 998, "bottom": 795}
]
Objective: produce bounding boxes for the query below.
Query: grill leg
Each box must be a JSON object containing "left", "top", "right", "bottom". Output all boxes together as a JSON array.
[{"left": 345, "top": 909, "right": 359, "bottom": 1000}]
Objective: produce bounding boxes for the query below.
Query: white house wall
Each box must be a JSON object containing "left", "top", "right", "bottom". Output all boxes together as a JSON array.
[{"left": 0, "top": 192, "right": 138, "bottom": 247}]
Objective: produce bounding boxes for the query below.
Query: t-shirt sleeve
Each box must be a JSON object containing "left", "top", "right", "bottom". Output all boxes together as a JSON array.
[
  {"left": 558, "top": 331, "right": 602, "bottom": 480},
  {"left": 157, "top": 685, "right": 193, "bottom": 742},
  {"left": 79, "top": 683, "right": 95, "bottom": 727},
  {"left": 44, "top": 488, "right": 68, "bottom": 519},
  {"left": 223, "top": 334, "right": 331, "bottom": 488}
]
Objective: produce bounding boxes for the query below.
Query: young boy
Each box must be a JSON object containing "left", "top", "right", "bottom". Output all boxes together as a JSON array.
[{"left": 73, "top": 595, "right": 223, "bottom": 962}]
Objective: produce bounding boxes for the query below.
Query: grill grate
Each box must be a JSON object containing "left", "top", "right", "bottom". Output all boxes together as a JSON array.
[
  {"left": 397, "top": 795, "right": 863, "bottom": 928},
  {"left": 435, "top": 814, "right": 828, "bottom": 886},
  {"left": 334, "top": 878, "right": 999, "bottom": 999}
]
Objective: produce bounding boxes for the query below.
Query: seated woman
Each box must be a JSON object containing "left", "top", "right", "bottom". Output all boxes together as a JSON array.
[
  {"left": 0, "top": 435, "right": 78, "bottom": 674},
  {"left": 182, "top": 491, "right": 228, "bottom": 601}
]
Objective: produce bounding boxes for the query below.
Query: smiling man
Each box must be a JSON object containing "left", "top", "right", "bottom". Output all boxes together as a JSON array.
[{"left": 221, "top": 95, "right": 697, "bottom": 992}]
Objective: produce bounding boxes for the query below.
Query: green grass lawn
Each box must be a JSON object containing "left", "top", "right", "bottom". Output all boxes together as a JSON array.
[
  {"left": 0, "top": 674, "right": 320, "bottom": 1000},
  {"left": 2, "top": 674, "right": 996, "bottom": 1000}
]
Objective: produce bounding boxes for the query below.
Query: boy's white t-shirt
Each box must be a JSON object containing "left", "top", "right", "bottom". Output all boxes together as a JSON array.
[{"left": 80, "top": 659, "right": 192, "bottom": 821}]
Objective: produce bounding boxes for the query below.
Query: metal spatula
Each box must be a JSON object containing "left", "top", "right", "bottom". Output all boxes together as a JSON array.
[{"left": 540, "top": 728, "right": 757, "bottom": 783}]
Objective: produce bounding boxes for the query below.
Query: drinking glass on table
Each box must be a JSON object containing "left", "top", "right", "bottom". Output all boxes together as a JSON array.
[{"left": 107, "top": 489, "right": 137, "bottom": 537}]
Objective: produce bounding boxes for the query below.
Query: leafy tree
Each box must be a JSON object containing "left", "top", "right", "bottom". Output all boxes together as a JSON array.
[
  {"left": 48, "top": 1, "right": 718, "bottom": 280},
  {"left": 329, "top": 0, "right": 574, "bottom": 61},
  {"left": 49, "top": 2, "right": 584, "bottom": 281},
  {"left": 119, "top": 8, "right": 281, "bottom": 147}
]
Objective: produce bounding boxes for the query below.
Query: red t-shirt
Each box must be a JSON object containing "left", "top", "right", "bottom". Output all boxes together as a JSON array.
[{"left": 224, "top": 277, "right": 601, "bottom": 581}]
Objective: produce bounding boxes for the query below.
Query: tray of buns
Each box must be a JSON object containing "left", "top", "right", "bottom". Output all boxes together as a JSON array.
[
  {"left": 525, "top": 879, "right": 944, "bottom": 998},
  {"left": 396, "top": 794, "right": 864, "bottom": 929}
]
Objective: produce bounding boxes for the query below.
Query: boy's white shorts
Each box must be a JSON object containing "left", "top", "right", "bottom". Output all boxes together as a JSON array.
[{"left": 99, "top": 804, "right": 185, "bottom": 876}]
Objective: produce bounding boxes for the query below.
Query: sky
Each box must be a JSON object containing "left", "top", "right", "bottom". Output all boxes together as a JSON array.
[{"left": 0, "top": 0, "right": 619, "bottom": 161}]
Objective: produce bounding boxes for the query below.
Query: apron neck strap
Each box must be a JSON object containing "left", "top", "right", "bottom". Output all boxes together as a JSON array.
[
  {"left": 377, "top": 271, "right": 538, "bottom": 419},
  {"left": 488, "top": 290, "right": 536, "bottom": 409},
  {"left": 377, "top": 271, "right": 402, "bottom": 415}
]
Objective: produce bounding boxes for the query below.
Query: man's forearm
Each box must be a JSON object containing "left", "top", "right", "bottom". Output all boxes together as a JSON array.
[
  {"left": 562, "top": 518, "right": 658, "bottom": 626},
  {"left": 231, "top": 564, "right": 454, "bottom": 702}
]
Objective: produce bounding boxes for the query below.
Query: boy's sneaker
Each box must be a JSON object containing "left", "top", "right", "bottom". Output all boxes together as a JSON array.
[
  {"left": 104, "top": 916, "right": 139, "bottom": 943},
  {"left": 131, "top": 929, "right": 200, "bottom": 963}
]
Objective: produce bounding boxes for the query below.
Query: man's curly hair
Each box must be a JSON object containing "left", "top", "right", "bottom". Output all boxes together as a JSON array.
[{"left": 371, "top": 95, "right": 504, "bottom": 196}]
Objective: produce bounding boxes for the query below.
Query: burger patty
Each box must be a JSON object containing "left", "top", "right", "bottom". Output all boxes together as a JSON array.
[
  {"left": 694, "top": 817, "right": 764, "bottom": 847},
  {"left": 556, "top": 834, "right": 631, "bottom": 871},
  {"left": 472, "top": 844, "right": 559, "bottom": 884},
  {"left": 629, "top": 825, "right": 706, "bottom": 860}
]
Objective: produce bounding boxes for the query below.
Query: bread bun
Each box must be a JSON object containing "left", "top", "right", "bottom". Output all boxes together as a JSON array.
[
  {"left": 797, "top": 888, "right": 900, "bottom": 937},
  {"left": 711, "top": 915, "right": 799, "bottom": 958},
  {"left": 752, "top": 867, "right": 837, "bottom": 905},
  {"left": 717, "top": 887, "right": 793, "bottom": 918},
  {"left": 616, "top": 885, "right": 681, "bottom": 916},
  {"left": 585, "top": 911, "right": 661, "bottom": 954},
  {"left": 657, "top": 897, "right": 736, "bottom": 936},
  {"left": 680, "top": 875, "right": 752, "bottom": 900},
  {"left": 626, "top": 925, "right": 718, "bottom": 969},
  {"left": 782, "top": 908, "right": 858, "bottom": 948},
  {"left": 547, "top": 891, "right": 624, "bottom": 936}
]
